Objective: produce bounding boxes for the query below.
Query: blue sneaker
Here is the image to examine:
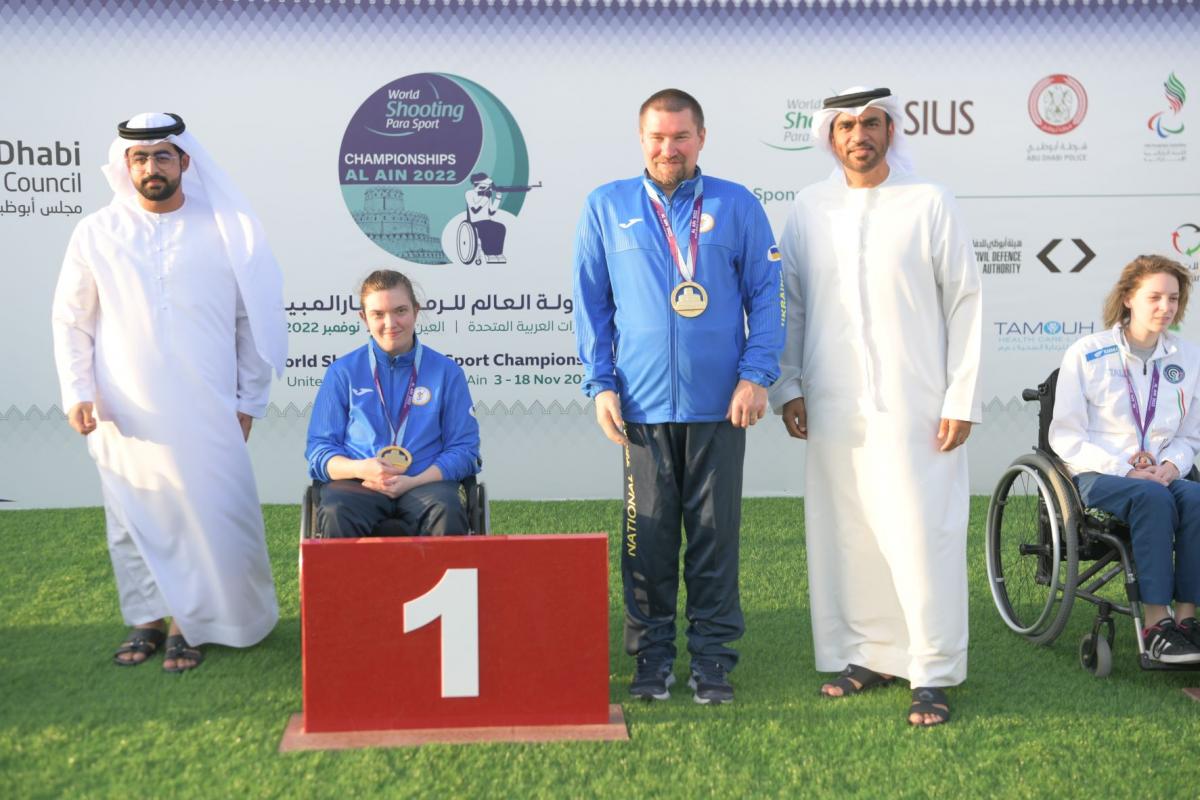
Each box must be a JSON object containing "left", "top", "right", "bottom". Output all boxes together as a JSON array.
[
  {"left": 688, "top": 662, "right": 734, "bottom": 705},
  {"left": 629, "top": 657, "right": 675, "bottom": 701}
]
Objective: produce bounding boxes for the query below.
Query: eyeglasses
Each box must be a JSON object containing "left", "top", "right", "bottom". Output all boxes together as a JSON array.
[{"left": 127, "top": 152, "right": 179, "bottom": 168}]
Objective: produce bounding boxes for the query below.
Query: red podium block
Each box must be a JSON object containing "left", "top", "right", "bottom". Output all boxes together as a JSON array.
[{"left": 281, "top": 533, "right": 626, "bottom": 749}]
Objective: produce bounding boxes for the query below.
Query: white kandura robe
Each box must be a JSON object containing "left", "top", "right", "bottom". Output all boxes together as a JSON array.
[
  {"left": 769, "top": 171, "right": 983, "bottom": 687},
  {"left": 52, "top": 196, "right": 278, "bottom": 647}
]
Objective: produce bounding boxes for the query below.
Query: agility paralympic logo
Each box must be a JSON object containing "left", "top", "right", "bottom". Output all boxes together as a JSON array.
[
  {"left": 339, "top": 73, "right": 541, "bottom": 266},
  {"left": 1148, "top": 73, "right": 1186, "bottom": 139}
]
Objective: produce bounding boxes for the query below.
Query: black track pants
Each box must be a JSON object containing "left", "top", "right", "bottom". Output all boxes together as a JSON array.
[{"left": 621, "top": 421, "right": 746, "bottom": 671}]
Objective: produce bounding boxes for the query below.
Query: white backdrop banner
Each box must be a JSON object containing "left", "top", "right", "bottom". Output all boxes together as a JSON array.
[{"left": 1, "top": 0, "right": 1197, "bottom": 507}]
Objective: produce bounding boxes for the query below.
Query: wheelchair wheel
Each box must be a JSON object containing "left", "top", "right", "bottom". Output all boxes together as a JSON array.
[
  {"left": 986, "top": 452, "right": 1079, "bottom": 645},
  {"left": 456, "top": 220, "right": 479, "bottom": 265},
  {"left": 1079, "top": 633, "right": 1112, "bottom": 678}
]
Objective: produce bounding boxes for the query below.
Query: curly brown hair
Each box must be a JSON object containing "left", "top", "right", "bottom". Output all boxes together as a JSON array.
[{"left": 1101, "top": 254, "right": 1192, "bottom": 329}]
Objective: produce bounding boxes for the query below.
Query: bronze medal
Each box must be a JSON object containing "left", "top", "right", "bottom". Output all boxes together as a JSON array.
[{"left": 1129, "top": 450, "right": 1156, "bottom": 470}]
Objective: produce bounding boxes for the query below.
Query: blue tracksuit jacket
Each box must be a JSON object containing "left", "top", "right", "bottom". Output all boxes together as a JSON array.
[
  {"left": 305, "top": 337, "right": 481, "bottom": 482},
  {"left": 573, "top": 169, "right": 785, "bottom": 423}
]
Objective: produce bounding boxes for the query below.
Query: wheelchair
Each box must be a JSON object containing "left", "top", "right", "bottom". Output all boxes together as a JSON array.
[
  {"left": 456, "top": 217, "right": 482, "bottom": 265},
  {"left": 300, "top": 474, "right": 490, "bottom": 539},
  {"left": 986, "top": 368, "right": 1200, "bottom": 677}
]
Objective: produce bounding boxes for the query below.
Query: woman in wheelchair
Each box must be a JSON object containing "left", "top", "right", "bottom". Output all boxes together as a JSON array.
[
  {"left": 304, "top": 270, "right": 481, "bottom": 537},
  {"left": 1049, "top": 254, "right": 1200, "bottom": 664}
]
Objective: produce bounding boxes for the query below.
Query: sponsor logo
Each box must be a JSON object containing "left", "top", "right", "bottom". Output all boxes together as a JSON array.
[
  {"left": 618, "top": 218, "right": 643, "bottom": 229},
  {"left": 902, "top": 100, "right": 975, "bottom": 136},
  {"left": 761, "top": 96, "right": 822, "bottom": 151},
  {"left": 412, "top": 386, "right": 432, "bottom": 405},
  {"left": 974, "top": 237, "right": 1023, "bottom": 276},
  {"left": 352, "top": 387, "right": 374, "bottom": 396},
  {"left": 1029, "top": 74, "right": 1088, "bottom": 135},
  {"left": 767, "top": 245, "right": 782, "bottom": 262},
  {"left": 1149, "top": 73, "right": 1187, "bottom": 138},
  {"left": 699, "top": 213, "right": 715, "bottom": 233},
  {"left": 994, "top": 319, "right": 1096, "bottom": 353},
  {"left": 1086, "top": 345, "right": 1119, "bottom": 362},
  {"left": 1037, "top": 239, "right": 1095, "bottom": 273},
  {"left": 1165, "top": 364, "right": 1186, "bottom": 384},
  {"left": 1171, "top": 223, "right": 1200, "bottom": 281},
  {"left": 1173, "top": 223, "right": 1200, "bottom": 258}
]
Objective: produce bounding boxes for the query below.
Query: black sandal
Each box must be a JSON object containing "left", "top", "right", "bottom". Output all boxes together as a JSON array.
[
  {"left": 820, "top": 664, "right": 896, "bottom": 697},
  {"left": 162, "top": 634, "right": 204, "bottom": 673},
  {"left": 908, "top": 687, "right": 951, "bottom": 726},
  {"left": 113, "top": 626, "right": 166, "bottom": 666}
]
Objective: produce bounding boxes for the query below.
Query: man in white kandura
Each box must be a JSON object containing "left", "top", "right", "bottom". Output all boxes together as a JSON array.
[
  {"left": 52, "top": 112, "right": 287, "bottom": 673},
  {"left": 768, "top": 88, "right": 982, "bottom": 726}
]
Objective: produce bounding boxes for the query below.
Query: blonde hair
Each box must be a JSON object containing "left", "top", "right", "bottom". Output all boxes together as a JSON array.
[{"left": 1102, "top": 254, "right": 1192, "bottom": 328}]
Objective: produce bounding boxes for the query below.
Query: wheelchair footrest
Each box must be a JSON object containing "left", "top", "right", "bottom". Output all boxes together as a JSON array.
[{"left": 1139, "top": 653, "right": 1200, "bottom": 671}]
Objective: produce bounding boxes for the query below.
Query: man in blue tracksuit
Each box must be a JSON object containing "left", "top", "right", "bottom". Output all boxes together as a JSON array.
[{"left": 573, "top": 89, "right": 785, "bottom": 704}]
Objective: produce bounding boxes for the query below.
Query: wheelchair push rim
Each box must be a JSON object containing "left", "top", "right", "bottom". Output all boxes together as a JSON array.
[{"left": 986, "top": 454, "right": 1079, "bottom": 643}]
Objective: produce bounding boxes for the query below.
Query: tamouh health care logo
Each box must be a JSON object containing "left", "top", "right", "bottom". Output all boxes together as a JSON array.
[{"left": 340, "top": 73, "right": 539, "bottom": 266}]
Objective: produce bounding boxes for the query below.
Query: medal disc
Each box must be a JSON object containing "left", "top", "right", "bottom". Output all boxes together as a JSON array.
[
  {"left": 671, "top": 281, "right": 708, "bottom": 318},
  {"left": 1130, "top": 450, "right": 1156, "bottom": 469},
  {"left": 378, "top": 445, "right": 413, "bottom": 473}
]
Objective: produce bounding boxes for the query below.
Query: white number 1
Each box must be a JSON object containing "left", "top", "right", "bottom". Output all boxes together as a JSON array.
[{"left": 402, "top": 568, "right": 479, "bottom": 698}]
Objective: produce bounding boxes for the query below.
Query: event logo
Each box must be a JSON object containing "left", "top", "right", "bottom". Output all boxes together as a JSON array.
[
  {"left": 1165, "top": 364, "right": 1186, "bottom": 384},
  {"left": 1037, "top": 238, "right": 1095, "bottom": 273},
  {"left": 902, "top": 100, "right": 975, "bottom": 136},
  {"left": 1148, "top": 73, "right": 1186, "bottom": 138},
  {"left": 339, "top": 73, "right": 541, "bottom": 266},
  {"left": 761, "top": 96, "right": 822, "bottom": 151},
  {"left": 1029, "top": 74, "right": 1088, "bottom": 135}
]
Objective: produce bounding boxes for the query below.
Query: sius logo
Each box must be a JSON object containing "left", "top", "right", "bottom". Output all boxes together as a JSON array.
[
  {"left": 1037, "top": 239, "right": 1095, "bottom": 273},
  {"left": 1029, "top": 74, "right": 1088, "bottom": 135},
  {"left": 994, "top": 320, "right": 1096, "bottom": 336},
  {"left": 902, "top": 100, "right": 975, "bottom": 136}
]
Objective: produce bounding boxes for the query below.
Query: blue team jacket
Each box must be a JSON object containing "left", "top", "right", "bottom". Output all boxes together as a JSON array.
[
  {"left": 305, "top": 337, "right": 481, "bottom": 482},
  {"left": 573, "top": 169, "right": 785, "bottom": 423}
]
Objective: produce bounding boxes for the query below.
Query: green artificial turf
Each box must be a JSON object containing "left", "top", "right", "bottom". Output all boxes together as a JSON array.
[{"left": 3, "top": 498, "right": 1200, "bottom": 799}]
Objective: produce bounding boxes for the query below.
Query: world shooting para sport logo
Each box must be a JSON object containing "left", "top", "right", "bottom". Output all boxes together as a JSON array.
[{"left": 1148, "top": 73, "right": 1186, "bottom": 139}]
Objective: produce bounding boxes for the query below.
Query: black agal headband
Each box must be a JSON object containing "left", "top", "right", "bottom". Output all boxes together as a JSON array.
[
  {"left": 821, "top": 89, "right": 892, "bottom": 110},
  {"left": 117, "top": 113, "right": 186, "bottom": 140}
]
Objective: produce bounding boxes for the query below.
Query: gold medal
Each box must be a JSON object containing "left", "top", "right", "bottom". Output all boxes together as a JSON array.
[
  {"left": 670, "top": 281, "right": 708, "bottom": 318},
  {"left": 377, "top": 445, "right": 413, "bottom": 473},
  {"left": 1129, "top": 450, "right": 1156, "bottom": 469}
]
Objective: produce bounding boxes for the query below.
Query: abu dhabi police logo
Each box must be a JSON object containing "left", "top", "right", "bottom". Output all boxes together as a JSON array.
[
  {"left": 1148, "top": 73, "right": 1187, "bottom": 139},
  {"left": 1165, "top": 364, "right": 1186, "bottom": 384},
  {"left": 1029, "top": 74, "right": 1088, "bottom": 135},
  {"left": 340, "top": 73, "right": 541, "bottom": 266}
]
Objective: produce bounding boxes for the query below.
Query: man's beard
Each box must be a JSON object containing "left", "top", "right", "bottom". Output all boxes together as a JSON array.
[
  {"left": 651, "top": 159, "right": 691, "bottom": 188},
  {"left": 136, "top": 175, "right": 181, "bottom": 202}
]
